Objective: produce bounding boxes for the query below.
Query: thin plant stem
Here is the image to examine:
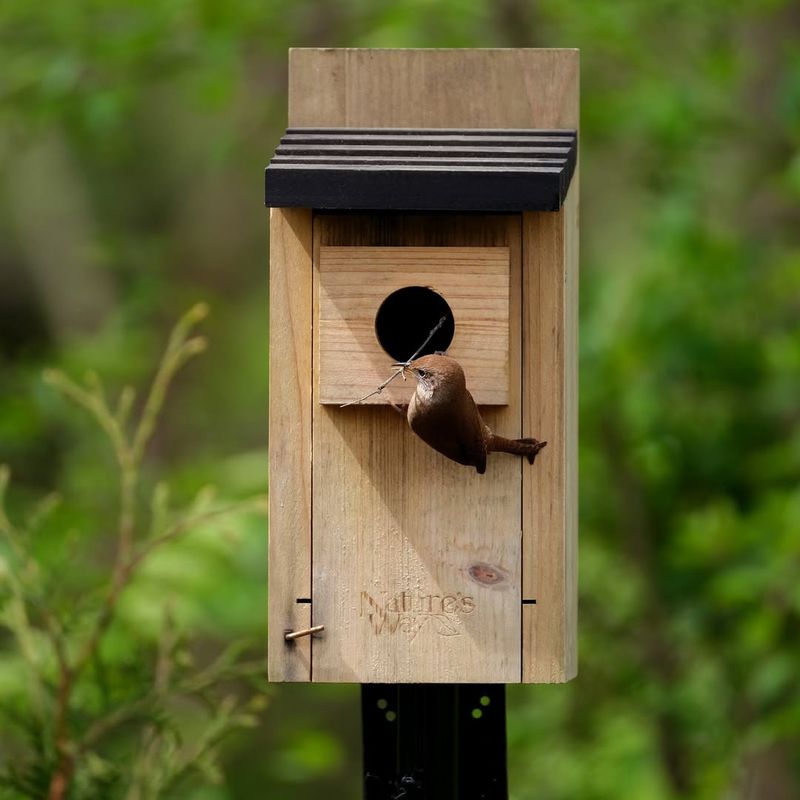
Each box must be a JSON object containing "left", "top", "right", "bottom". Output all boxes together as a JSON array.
[
  {"left": 44, "top": 305, "right": 212, "bottom": 800},
  {"left": 340, "top": 315, "right": 447, "bottom": 407}
]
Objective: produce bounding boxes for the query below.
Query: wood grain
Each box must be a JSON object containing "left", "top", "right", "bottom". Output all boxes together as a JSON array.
[
  {"left": 521, "top": 183, "right": 579, "bottom": 682},
  {"left": 564, "top": 175, "right": 580, "bottom": 680},
  {"left": 312, "top": 215, "right": 522, "bottom": 683},
  {"left": 270, "top": 48, "right": 580, "bottom": 684},
  {"left": 289, "top": 49, "right": 579, "bottom": 129},
  {"left": 268, "top": 208, "right": 313, "bottom": 682},
  {"left": 318, "top": 246, "right": 510, "bottom": 406}
]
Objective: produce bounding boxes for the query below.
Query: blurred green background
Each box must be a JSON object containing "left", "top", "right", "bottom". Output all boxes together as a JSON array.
[{"left": 1, "top": 1, "right": 800, "bottom": 798}]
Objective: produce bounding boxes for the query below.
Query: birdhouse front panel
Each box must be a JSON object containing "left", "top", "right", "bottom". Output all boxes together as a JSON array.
[{"left": 312, "top": 214, "right": 521, "bottom": 683}]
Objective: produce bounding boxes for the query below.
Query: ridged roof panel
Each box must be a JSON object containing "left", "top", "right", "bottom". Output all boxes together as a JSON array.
[{"left": 265, "top": 128, "right": 577, "bottom": 211}]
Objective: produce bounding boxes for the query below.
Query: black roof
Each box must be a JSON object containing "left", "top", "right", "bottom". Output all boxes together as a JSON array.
[{"left": 265, "top": 127, "right": 577, "bottom": 212}]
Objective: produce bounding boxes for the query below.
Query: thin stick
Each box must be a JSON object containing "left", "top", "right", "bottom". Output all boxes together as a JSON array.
[
  {"left": 340, "top": 316, "right": 447, "bottom": 408},
  {"left": 284, "top": 625, "right": 325, "bottom": 641},
  {"left": 339, "top": 367, "right": 404, "bottom": 408},
  {"left": 405, "top": 315, "right": 447, "bottom": 365}
]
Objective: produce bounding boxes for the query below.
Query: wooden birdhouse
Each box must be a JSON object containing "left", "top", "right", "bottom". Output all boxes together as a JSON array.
[{"left": 266, "top": 48, "right": 579, "bottom": 684}]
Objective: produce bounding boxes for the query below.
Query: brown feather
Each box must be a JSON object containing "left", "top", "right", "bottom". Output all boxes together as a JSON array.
[
  {"left": 405, "top": 354, "right": 545, "bottom": 474},
  {"left": 408, "top": 384, "right": 487, "bottom": 472}
]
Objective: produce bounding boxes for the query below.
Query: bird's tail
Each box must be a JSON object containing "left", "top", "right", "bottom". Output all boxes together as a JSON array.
[{"left": 487, "top": 435, "right": 547, "bottom": 465}]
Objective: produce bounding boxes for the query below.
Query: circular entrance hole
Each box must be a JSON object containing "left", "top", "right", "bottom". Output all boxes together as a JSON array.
[{"left": 374, "top": 286, "right": 455, "bottom": 362}]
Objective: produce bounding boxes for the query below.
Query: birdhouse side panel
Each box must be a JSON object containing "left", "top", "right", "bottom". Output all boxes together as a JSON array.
[
  {"left": 521, "top": 187, "right": 579, "bottom": 683},
  {"left": 267, "top": 208, "right": 313, "bottom": 682}
]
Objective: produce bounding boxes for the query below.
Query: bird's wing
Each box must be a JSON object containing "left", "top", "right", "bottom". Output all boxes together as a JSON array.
[
  {"left": 409, "top": 391, "right": 487, "bottom": 471},
  {"left": 460, "top": 394, "right": 487, "bottom": 473}
]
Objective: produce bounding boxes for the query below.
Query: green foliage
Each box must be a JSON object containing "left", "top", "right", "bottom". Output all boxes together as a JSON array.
[
  {"left": 0, "top": 308, "right": 268, "bottom": 798},
  {"left": 2, "top": 0, "right": 800, "bottom": 797}
]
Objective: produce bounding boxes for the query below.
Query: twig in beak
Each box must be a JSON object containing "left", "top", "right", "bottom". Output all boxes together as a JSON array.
[
  {"left": 340, "top": 367, "right": 406, "bottom": 407},
  {"left": 406, "top": 316, "right": 447, "bottom": 364},
  {"left": 340, "top": 316, "right": 447, "bottom": 407}
]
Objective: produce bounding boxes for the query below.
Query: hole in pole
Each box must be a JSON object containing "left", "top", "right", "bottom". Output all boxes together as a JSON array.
[{"left": 374, "top": 286, "right": 455, "bottom": 362}]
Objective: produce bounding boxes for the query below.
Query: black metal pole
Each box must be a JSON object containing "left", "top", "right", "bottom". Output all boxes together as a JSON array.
[{"left": 362, "top": 684, "right": 507, "bottom": 799}]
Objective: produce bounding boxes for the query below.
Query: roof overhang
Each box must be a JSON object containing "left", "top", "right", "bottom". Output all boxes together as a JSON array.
[{"left": 265, "top": 127, "right": 578, "bottom": 212}]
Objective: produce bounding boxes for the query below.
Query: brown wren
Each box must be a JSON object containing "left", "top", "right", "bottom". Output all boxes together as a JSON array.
[{"left": 404, "top": 354, "right": 546, "bottom": 474}]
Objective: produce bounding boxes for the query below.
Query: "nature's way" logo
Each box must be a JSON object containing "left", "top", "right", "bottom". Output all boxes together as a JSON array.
[{"left": 360, "top": 589, "right": 476, "bottom": 640}]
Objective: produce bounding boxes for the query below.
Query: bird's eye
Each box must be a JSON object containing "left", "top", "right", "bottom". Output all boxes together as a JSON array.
[{"left": 417, "top": 369, "right": 427, "bottom": 378}]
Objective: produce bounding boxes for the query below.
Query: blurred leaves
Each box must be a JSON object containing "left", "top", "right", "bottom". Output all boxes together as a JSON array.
[
  {"left": 1, "top": 0, "right": 800, "bottom": 797},
  {"left": 270, "top": 731, "right": 346, "bottom": 783},
  {"left": 0, "top": 308, "right": 268, "bottom": 798}
]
